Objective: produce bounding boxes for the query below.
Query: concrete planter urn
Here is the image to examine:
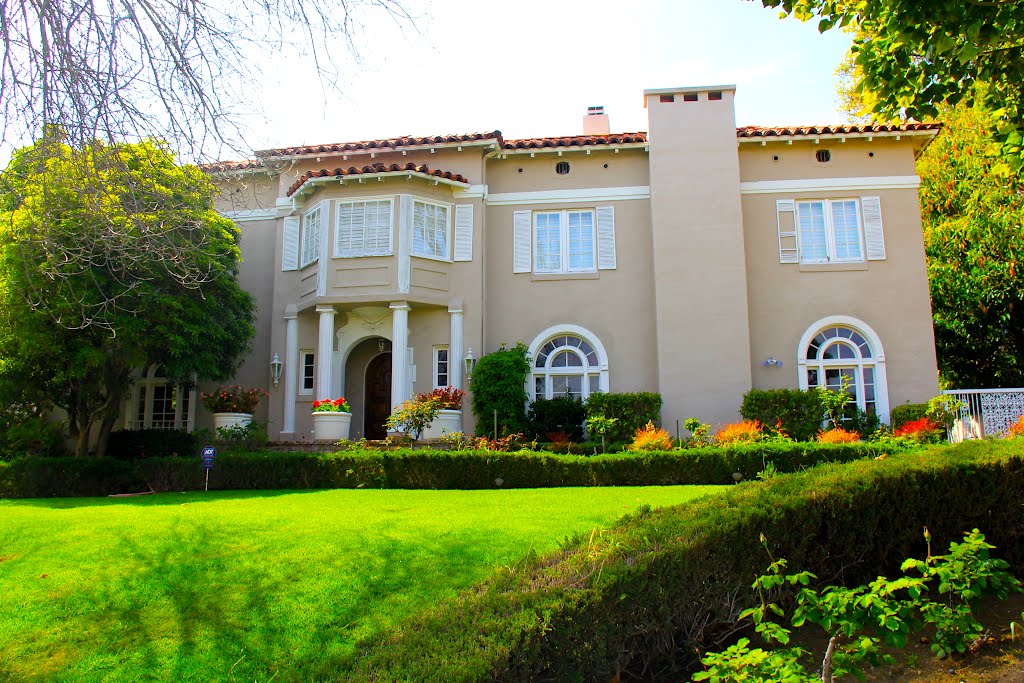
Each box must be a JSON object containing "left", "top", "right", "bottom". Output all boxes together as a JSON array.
[
  {"left": 313, "top": 411, "right": 352, "bottom": 441},
  {"left": 421, "top": 409, "right": 463, "bottom": 441},
  {"left": 213, "top": 412, "right": 253, "bottom": 432}
]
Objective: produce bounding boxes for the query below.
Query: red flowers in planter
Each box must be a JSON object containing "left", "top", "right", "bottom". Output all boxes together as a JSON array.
[
  {"left": 200, "top": 386, "right": 268, "bottom": 413},
  {"left": 312, "top": 397, "right": 351, "bottom": 413},
  {"left": 415, "top": 386, "right": 465, "bottom": 410}
]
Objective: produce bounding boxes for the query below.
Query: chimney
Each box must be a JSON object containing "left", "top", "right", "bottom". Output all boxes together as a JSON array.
[{"left": 583, "top": 105, "right": 610, "bottom": 135}]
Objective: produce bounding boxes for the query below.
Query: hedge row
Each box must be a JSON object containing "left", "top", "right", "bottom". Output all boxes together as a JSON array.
[
  {"left": 0, "top": 442, "right": 899, "bottom": 498},
  {"left": 344, "top": 439, "right": 1024, "bottom": 682}
]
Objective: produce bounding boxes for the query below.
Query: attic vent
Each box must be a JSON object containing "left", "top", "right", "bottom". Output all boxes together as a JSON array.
[
  {"left": 816, "top": 149, "right": 832, "bottom": 163},
  {"left": 660, "top": 94, "right": 674, "bottom": 103},
  {"left": 683, "top": 92, "right": 699, "bottom": 102},
  {"left": 708, "top": 91, "right": 723, "bottom": 101},
  {"left": 555, "top": 161, "right": 570, "bottom": 175}
]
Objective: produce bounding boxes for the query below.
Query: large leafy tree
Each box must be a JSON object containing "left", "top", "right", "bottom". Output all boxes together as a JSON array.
[
  {"left": 760, "top": 0, "right": 1024, "bottom": 170},
  {"left": 0, "top": 135, "right": 256, "bottom": 456}
]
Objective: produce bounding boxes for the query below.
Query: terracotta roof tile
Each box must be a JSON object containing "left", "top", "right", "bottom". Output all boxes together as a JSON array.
[
  {"left": 502, "top": 132, "right": 648, "bottom": 149},
  {"left": 286, "top": 163, "right": 469, "bottom": 197},
  {"left": 736, "top": 122, "right": 942, "bottom": 138},
  {"left": 261, "top": 132, "right": 502, "bottom": 158},
  {"left": 198, "top": 159, "right": 264, "bottom": 172}
]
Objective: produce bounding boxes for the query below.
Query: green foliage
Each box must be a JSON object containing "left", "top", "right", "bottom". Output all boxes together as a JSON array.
[
  {"left": 345, "top": 439, "right": 1024, "bottom": 681},
  {"left": 386, "top": 395, "right": 442, "bottom": 441},
  {"left": 818, "top": 374, "right": 853, "bottom": 429},
  {"left": 841, "top": 403, "right": 881, "bottom": 439},
  {"left": 741, "top": 389, "right": 824, "bottom": 442},
  {"left": 890, "top": 403, "right": 929, "bottom": 431},
  {"left": 763, "top": 0, "right": 1024, "bottom": 169},
  {"left": 926, "top": 395, "right": 965, "bottom": 431},
  {"left": 469, "top": 344, "right": 530, "bottom": 436},
  {"left": 215, "top": 421, "right": 269, "bottom": 451},
  {"left": 527, "top": 396, "right": 586, "bottom": 441},
  {"left": 0, "top": 416, "right": 66, "bottom": 460},
  {"left": 106, "top": 429, "right": 198, "bottom": 459},
  {"left": 694, "top": 638, "right": 814, "bottom": 683},
  {"left": 0, "top": 135, "right": 256, "bottom": 456},
  {"left": 583, "top": 392, "right": 663, "bottom": 442}
]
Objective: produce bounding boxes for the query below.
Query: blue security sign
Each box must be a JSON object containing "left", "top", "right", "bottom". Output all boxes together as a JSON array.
[{"left": 201, "top": 446, "right": 217, "bottom": 470}]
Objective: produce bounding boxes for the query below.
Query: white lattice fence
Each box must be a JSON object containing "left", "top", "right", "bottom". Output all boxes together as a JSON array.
[{"left": 942, "top": 388, "right": 1024, "bottom": 442}]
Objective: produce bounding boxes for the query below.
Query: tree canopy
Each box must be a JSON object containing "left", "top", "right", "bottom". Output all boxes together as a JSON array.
[
  {"left": 761, "top": 0, "right": 1024, "bottom": 170},
  {"left": 0, "top": 136, "right": 256, "bottom": 455}
]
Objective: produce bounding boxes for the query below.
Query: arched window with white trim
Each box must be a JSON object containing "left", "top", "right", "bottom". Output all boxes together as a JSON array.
[
  {"left": 125, "top": 366, "right": 196, "bottom": 431},
  {"left": 527, "top": 325, "right": 609, "bottom": 401},
  {"left": 797, "top": 316, "right": 890, "bottom": 423}
]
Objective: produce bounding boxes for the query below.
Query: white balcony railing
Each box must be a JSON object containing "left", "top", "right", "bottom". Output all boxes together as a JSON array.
[{"left": 941, "top": 388, "right": 1024, "bottom": 442}]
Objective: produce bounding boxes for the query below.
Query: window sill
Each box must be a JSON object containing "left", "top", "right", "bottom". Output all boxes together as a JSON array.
[
  {"left": 799, "top": 261, "right": 868, "bottom": 272},
  {"left": 411, "top": 254, "right": 451, "bottom": 264},
  {"left": 332, "top": 252, "right": 394, "bottom": 259},
  {"left": 531, "top": 271, "right": 599, "bottom": 281}
]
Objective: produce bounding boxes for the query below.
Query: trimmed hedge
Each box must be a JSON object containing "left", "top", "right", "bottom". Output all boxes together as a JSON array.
[
  {"left": 891, "top": 402, "right": 929, "bottom": 430},
  {"left": 526, "top": 396, "right": 586, "bottom": 441},
  {"left": 740, "top": 388, "right": 824, "bottom": 441},
  {"left": 0, "top": 442, "right": 898, "bottom": 498},
  {"left": 106, "top": 428, "right": 198, "bottom": 459},
  {"left": 345, "top": 439, "right": 1024, "bottom": 682},
  {"left": 584, "top": 392, "right": 663, "bottom": 442}
]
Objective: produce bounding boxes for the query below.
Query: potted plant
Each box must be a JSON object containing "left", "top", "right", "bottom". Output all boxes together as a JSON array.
[
  {"left": 312, "top": 397, "right": 351, "bottom": 441},
  {"left": 420, "top": 387, "right": 465, "bottom": 440},
  {"left": 201, "top": 385, "right": 268, "bottom": 431}
]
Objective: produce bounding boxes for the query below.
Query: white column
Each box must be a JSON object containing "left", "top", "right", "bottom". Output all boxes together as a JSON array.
[
  {"left": 448, "top": 304, "right": 464, "bottom": 390},
  {"left": 390, "top": 301, "right": 410, "bottom": 410},
  {"left": 315, "top": 305, "right": 336, "bottom": 400},
  {"left": 282, "top": 311, "right": 298, "bottom": 435}
]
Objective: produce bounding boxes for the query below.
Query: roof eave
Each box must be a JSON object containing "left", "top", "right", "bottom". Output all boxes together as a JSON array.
[
  {"left": 260, "top": 138, "right": 500, "bottom": 162},
  {"left": 287, "top": 170, "right": 471, "bottom": 199}
]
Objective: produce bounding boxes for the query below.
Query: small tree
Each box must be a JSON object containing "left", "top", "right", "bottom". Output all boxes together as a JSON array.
[{"left": 468, "top": 344, "right": 530, "bottom": 437}]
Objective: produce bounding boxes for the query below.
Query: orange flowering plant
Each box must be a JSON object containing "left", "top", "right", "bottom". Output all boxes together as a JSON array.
[
  {"left": 1007, "top": 415, "right": 1024, "bottom": 439},
  {"left": 816, "top": 427, "right": 860, "bottom": 444},
  {"left": 628, "top": 421, "right": 673, "bottom": 451},
  {"left": 715, "top": 420, "right": 765, "bottom": 445},
  {"left": 201, "top": 385, "right": 268, "bottom": 413},
  {"left": 312, "top": 397, "right": 351, "bottom": 413}
]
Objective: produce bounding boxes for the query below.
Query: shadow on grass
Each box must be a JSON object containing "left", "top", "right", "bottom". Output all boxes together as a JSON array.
[{"left": 0, "top": 489, "right": 325, "bottom": 510}]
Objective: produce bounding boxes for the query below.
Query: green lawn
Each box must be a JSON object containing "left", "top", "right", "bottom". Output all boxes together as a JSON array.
[{"left": 0, "top": 486, "right": 722, "bottom": 682}]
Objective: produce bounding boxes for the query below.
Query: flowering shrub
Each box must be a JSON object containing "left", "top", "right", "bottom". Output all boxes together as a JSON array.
[
  {"left": 386, "top": 395, "right": 442, "bottom": 441},
  {"left": 682, "top": 417, "right": 712, "bottom": 448},
  {"left": 816, "top": 428, "right": 860, "bottom": 444},
  {"left": 1007, "top": 415, "right": 1024, "bottom": 438},
  {"left": 312, "top": 397, "right": 350, "bottom": 413},
  {"left": 628, "top": 421, "right": 673, "bottom": 451},
  {"left": 201, "top": 386, "right": 268, "bottom": 413},
  {"left": 893, "top": 417, "right": 942, "bottom": 441},
  {"left": 714, "top": 420, "right": 764, "bottom": 445},
  {"left": 416, "top": 386, "right": 465, "bottom": 410}
]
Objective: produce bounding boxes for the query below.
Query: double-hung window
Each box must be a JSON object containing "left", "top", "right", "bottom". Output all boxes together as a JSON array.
[
  {"left": 412, "top": 199, "right": 450, "bottom": 260},
  {"left": 301, "top": 205, "right": 322, "bottom": 267},
  {"left": 335, "top": 198, "right": 393, "bottom": 257},
  {"left": 796, "top": 199, "right": 863, "bottom": 263},
  {"left": 534, "top": 209, "right": 595, "bottom": 273},
  {"left": 433, "top": 346, "right": 449, "bottom": 388},
  {"left": 300, "top": 351, "right": 315, "bottom": 395}
]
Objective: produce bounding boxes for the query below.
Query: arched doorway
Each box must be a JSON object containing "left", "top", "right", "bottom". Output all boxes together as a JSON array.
[{"left": 364, "top": 353, "right": 392, "bottom": 439}]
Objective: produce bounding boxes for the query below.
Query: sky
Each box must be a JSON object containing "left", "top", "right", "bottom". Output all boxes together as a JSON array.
[{"left": 240, "top": 0, "right": 854, "bottom": 155}]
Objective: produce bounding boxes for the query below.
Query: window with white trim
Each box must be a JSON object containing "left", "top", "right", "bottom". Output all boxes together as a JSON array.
[
  {"left": 335, "top": 198, "right": 393, "bottom": 257},
  {"left": 128, "top": 366, "right": 195, "bottom": 431},
  {"left": 797, "top": 199, "right": 863, "bottom": 263},
  {"left": 300, "top": 351, "right": 315, "bottom": 395},
  {"left": 804, "top": 326, "right": 877, "bottom": 415},
  {"left": 534, "top": 209, "right": 596, "bottom": 273},
  {"left": 412, "top": 199, "right": 450, "bottom": 260},
  {"left": 301, "top": 205, "right": 322, "bottom": 267},
  {"left": 433, "top": 346, "right": 449, "bottom": 388},
  {"left": 532, "top": 334, "right": 602, "bottom": 400}
]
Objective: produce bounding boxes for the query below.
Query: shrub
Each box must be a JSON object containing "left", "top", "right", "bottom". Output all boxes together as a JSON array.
[
  {"left": 386, "top": 395, "right": 442, "bottom": 441},
  {"left": 584, "top": 392, "right": 662, "bottom": 443},
  {"left": 419, "top": 387, "right": 465, "bottom": 410},
  {"left": 106, "top": 428, "right": 198, "bottom": 459},
  {"left": 890, "top": 402, "right": 929, "bottom": 430},
  {"left": 714, "top": 420, "right": 764, "bottom": 445},
  {"left": 628, "top": 421, "right": 672, "bottom": 451},
  {"left": 469, "top": 344, "right": 530, "bottom": 437},
  {"left": 201, "top": 385, "right": 268, "bottom": 413},
  {"left": 740, "top": 389, "right": 824, "bottom": 442},
  {"left": 0, "top": 416, "right": 66, "bottom": 460},
  {"left": 841, "top": 404, "right": 882, "bottom": 438},
  {"left": 527, "top": 396, "right": 586, "bottom": 441},
  {"left": 894, "top": 417, "right": 943, "bottom": 442},
  {"left": 1008, "top": 415, "right": 1024, "bottom": 438},
  {"left": 816, "top": 427, "right": 859, "bottom": 444}
]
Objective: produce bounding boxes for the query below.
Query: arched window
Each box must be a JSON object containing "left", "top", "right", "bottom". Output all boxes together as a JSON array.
[
  {"left": 527, "top": 325, "right": 609, "bottom": 401},
  {"left": 126, "top": 366, "right": 196, "bottom": 431},
  {"left": 797, "top": 316, "right": 890, "bottom": 422}
]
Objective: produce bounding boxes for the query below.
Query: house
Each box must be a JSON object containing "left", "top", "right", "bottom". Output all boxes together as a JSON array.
[{"left": 127, "top": 84, "right": 941, "bottom": 440}]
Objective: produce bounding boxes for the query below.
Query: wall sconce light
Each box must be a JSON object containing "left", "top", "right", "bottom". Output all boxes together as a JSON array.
[
  {"left": 378, "top": 338, "right": 387, "bottom": 353},
  {"left": 464, "top": 348, "right": 478, "bottom": 382},
  {"left": 270, "top": 352, "right": 283, "bottom": 386},
  {"left": 763, "top": 357, "right": 783, "bottom": 368}
]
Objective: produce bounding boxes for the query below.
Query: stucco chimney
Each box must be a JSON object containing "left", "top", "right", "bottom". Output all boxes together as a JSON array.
[{"left": 583, "top": 105, "right": 610, "bottom": 135}]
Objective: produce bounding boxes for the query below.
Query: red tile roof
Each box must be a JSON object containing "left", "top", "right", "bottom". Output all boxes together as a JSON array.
[
  {"left": 199, "top": 159, "right": 264, "bottom": 172},
  {"left": 261, "top": 132, "right": 502, "bottom": 158},
  {"left": 287, "top": 163, "right": 469, "bottom": 197},
  {"left": 736, "top": 122, "right": 942, "bottom": 138},
  {"left": 502, "top": 132, "right": 648, "bottom": 149}
]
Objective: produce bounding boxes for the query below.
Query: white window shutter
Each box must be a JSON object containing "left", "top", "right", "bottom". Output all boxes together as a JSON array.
[
  {"left": 282, "top": 217, "right": 300, "bottom": 271},
  {"left": 513, "top": 210, "right": 532, "bottom": 273},
  {"left": 861, "top": 196, "right": 886, "bottom": 260},
  {"left": 776, "top": 199, "right": 798, "bottom": 264},
  {"left": 596, "top": 206, "right": 616, "bottom": 270},
  {"left": 453, "top": 204, "right": 473, "bottom": 261}
]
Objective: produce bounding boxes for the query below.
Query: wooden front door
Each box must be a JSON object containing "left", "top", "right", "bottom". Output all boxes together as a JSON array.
[{"left": 364, "top": 353, "right": 392, "bottom": 440}]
